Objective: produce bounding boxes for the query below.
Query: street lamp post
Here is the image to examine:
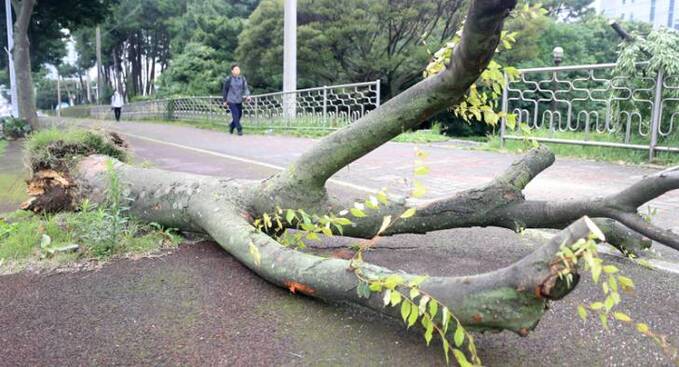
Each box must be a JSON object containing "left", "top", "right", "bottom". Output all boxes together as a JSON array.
[
  {"left": 5, "top": 0, "right": 18, "bottom": 117},
  {"left": 550, "top": 46, "right": 564, "bottom": 134},
  {"left": 283, "top": 0, "right": 297, "bottom": 119}
]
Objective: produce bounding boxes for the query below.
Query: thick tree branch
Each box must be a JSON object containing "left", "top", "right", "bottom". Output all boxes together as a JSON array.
[
  {"left": 321, "top": 147, "right": 676, "bottom": 254},
  {"left": 52, "top": 155, "right": 599, "bottom": 334},
  {"left": 260, "top": 0, "right": 518, "bottom": 202}
]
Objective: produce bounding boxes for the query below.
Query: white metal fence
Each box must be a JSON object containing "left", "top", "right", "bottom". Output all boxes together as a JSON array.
[
  {"left": 500, "top": 62, "right": 679, "bottom": 160},
  {"left": 62, "top": 81, "right": 381, "bottom": 130}
]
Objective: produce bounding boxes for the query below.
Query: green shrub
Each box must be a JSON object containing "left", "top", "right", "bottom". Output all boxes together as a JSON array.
[{"left": 1, "top": 117, "right": 32, "bottom": 139}]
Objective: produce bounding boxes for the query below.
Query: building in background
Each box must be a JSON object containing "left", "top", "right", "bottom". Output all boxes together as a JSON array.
[{"left": 599, "top": 0, "right": 678, "bottom": 28}]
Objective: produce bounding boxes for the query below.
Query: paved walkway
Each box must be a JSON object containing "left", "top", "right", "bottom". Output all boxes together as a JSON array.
[{"left": 1, "top": 117, "right": 676, "bottom": 366}]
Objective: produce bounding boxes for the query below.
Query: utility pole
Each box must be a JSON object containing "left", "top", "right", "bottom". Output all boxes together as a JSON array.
[
  {"left": 56, "top": 72, "right": 61, "bottom": 117},
  {"left": 96, "top": 26, "right": 102, "bottom": 104},
  {"left": 4, "top": 0, "right": 18, "bottom": 117},
  {"left": 283, "top": 0, "right": 297, "bottom": 119}
]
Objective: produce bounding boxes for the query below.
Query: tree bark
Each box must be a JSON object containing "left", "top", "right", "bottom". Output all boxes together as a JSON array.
[
  {"left": 25, "top": 0, "right": 679, "bottom": 343},
  {"left": 12, "top": 0, "right": 37, "bottom": 127},
  {"left": 31, "top": 154, "right": 597, "bottom": 335}
]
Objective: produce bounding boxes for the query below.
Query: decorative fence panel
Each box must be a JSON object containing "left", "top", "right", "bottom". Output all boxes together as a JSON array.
[
  {"left": 63, "top": 81, "right": 381, "bottom": 130},
  {"left": 500, "top": 63, "right": 679, "bottom": 160}
]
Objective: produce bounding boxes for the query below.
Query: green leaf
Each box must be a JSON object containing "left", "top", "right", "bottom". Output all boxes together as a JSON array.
[
  {"left": 636, "top": 323, "right": 649, "bottom": 333},
  {"left": 591, "top": 264, "right": 602, "bottom": 283},
  {"left": 618, "top": 275, "right": 635, "bottom": 290},
  {"left": 428, "top": 300, "right": 438, "bottom": 319},
  {"left": 442, "top": 307, "right": 450, "bottom": 332},
  {"left": 334, "top": 217, "right": 352, "bottom": 226},
  {"left": 350, "top": 208, "right": 366, "bottom": 218},
  {"left": 604, "top": 295, "right": 615, "bottom": 311},
  {"left": 599, "top": 313, "right": 609, "bottom": 330},
  {"left": 454, "top": 322, "right": 465, "bottom": 347},
  {"left": 603, "top": 265, "right": 619, "bottom": 274},
  {"left": 419, "top": 295, "right": 430, "bottom": 316},
  {"left": 400, "top": 208, "right": 417, "bottom": 219},
  {"left": 414, "top": 166, "right": 430, "bottom": 176},
  {"left": 356, "top": 281, "right": 371, "bottom": 299},
  {"left": 442, "top": 338, "right": 450, "bottom": 365},
  {"left": 390, "top": 290, "right": 402, "bottom": 306},
  {"left": 411, "top": 181, "right": 427, "bottom": 198},
  {"left": 306, "top": 232, "right": 320, "bottom": 241},
  {"left": 577, "top": 305, "right": 588, "bottom": 320},
  {"left": 321, "top": 226, "right": 333, "bottom": 237},
  {"left": 369, "top": 282, "right": 382, "bottom": 292},
  {"left": 424, "top": 319, "right": 434, "bottom": 346},
  {"left": 376, "top": 191, "right": 389, "bottom": 205},
  {"left": 590, "top": 302, "right": 604, "bottom": 310},
  {"left": 401, "top": 301, "right": 411, "bottom": 322},
  {"left": 409, "top": 287, "right": 420, "bottom": 300},
  {"left": 613, "top": 312, "right": 632, "bottom": 322},
  {"left": 453, "top": 348, "right": 473, "bottom": 367},
  {"left": 285, "top": 209, "right": 296, "bottom": 224},
  {"left": 383, "top": 274, "right": 403, "bottom": 289},
  {"left": 407, "top": 303, "right": 419, "bottom": 327}
]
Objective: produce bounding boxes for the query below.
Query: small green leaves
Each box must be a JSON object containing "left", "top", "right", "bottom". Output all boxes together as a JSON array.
[
  {"left": 454, "top": 322, "right": 465, "bottom": 347},
  {"left": 418, "top": 295, "right": 430, "bottom": 316},
  {"left": 285, "top": 209, "right": 296, "bottom": 224},
  {"left": 618, "top": 275, "right": 635, "bottom": 291},
  {"left": 636, "top": 323, "right": 650, "bottom": 333},
  {"left": 613, "top": 312, "right": 631, "bottom": 322},
  {"left": 400, "top": 208, "right": 417, "bottom": 219},
  {"left": 578, "top": 305, "right": 588, "bottom": 320},
  {"left": 411, "top": 181, "right": 427, "bottom": 198},
  {"left": 356, "top": 281, "right": 371, "bottom": 299},
  {"left": 401, "top": 300, "right": 411, "bottom": 322},
  {"left": 452, "top": 348, "right": 472, "bottom": 367},
  {"left": 414, "top": 166, "right": 430, "bottom": 176},
  {"left": 350, "top": 207, "right": 366, "bottom": 218}
]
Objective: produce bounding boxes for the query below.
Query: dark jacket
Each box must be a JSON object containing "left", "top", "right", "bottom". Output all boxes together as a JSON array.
[{"left": 222, "top": 76, "right": 251, "bottom": 104}]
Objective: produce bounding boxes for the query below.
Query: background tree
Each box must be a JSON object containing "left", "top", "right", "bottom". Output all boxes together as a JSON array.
[
  {"left": 8, "top": 0, "right": 113, "bottom": 127},
  {"left": 237, "top": 0, "right": 466, "bottom": 97}
]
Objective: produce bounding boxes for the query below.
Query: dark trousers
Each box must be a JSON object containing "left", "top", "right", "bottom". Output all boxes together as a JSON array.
[
  {"left": 113, "top": 107, "right": 122, "bottom": 121},
  {"left": 227, "top": 102, "right": 243, "bottom": 133}
]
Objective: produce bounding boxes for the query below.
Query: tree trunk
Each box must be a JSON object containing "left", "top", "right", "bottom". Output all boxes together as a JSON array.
[
  {"left": 24, "top": 0, "right": 679, "bottom": 351},
  {"left": 12, "top": 0, "right": 37, "bottom": 127}
]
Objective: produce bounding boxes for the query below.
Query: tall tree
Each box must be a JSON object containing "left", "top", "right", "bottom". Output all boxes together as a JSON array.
[
  {"left": 237, "top": 0, "right": 466, "bottom": 96},
  {"left": 10, "top": 0, "right": 113, "bottom": 127}
]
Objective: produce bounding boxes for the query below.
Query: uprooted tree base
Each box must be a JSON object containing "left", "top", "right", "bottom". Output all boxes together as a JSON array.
[{"left": 20, "top": 0, "right": 679, "bottom": 360}]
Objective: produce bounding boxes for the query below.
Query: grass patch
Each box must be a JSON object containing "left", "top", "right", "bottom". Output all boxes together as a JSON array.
[
  {"left": 0, "top": 209, "right": 181, "bottom": 273},
  {"left": 0, "top": 140, "right": 7, "bottom": 157},
  {"left": 0, "top": 173, "right": 28, "bottom": 212},
  {"left": 483, "top": 129, "right": 679, "bottom": 165},
  {"left": 25, "top": 128, "right": 127, "bottom": 172},
  {"left": 393, "top": 125, "right": 450, "bottom": 143}
]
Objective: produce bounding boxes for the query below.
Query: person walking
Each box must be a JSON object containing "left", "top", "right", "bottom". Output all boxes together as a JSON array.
[
  {"left": 222, "top": 64, "right": 251, "bottom": 135},
  {"left": 111, "top": 90, "right": 124, "bottom": 122}
]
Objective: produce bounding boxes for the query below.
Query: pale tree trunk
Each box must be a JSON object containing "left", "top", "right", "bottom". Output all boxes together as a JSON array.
[
  {"left": 25, "top": 0, "right": 679, "bottom": 343},
  {"left": 12, "top": 0, "right": 37, "bottom": 127}
]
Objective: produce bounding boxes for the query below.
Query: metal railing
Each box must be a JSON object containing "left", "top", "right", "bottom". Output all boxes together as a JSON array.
[
  {"left": 63, "top": 81, "right": 381, "bottom": 130},
  {"left": 500, "top": 62, "right": 679, "bottom": 160}
]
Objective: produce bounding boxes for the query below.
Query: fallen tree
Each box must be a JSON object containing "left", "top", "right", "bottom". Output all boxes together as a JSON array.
[{"left": 22, "top": 0, "right": 679, "bottom": 363}]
